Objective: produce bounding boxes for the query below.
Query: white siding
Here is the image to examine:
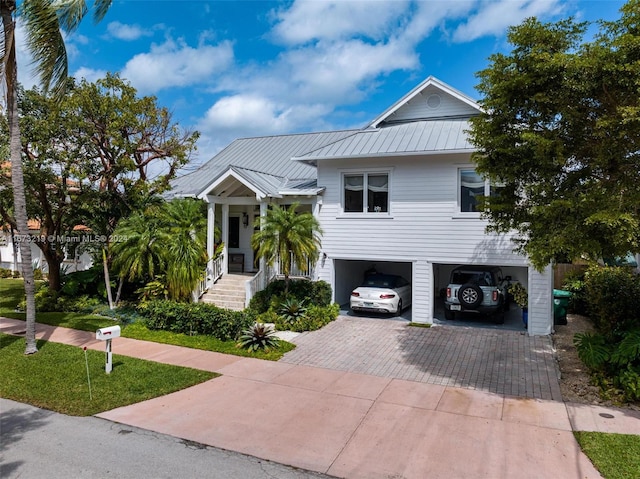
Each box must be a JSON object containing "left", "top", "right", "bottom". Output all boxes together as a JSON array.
[
  {"left": 528, "top": 265, "right": 554, "bottom": 335},
  {"left": 316, "top": 153, "right": 553, "bottom": 334},
  {"left": 387, "top": 85, "right": 479, "bottom": 123}
]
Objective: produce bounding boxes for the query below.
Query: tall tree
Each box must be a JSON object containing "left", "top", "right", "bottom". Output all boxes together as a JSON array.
[
  {"left": 468, "top": 1, "right": 640, "bottom": 270},
  {"left": 251, "top": 203, "right": 322, "bottom": 293},
  {"left": 0, "top": 0, "right": 112, "bottom": 354},
  {"left": 0, "top": 80, "right": 198, "bottom": 293}
]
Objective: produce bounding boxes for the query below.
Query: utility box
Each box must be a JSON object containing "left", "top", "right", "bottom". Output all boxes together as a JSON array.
[{"left": 96, "top": 325, "right": 121, "bottom": 340}]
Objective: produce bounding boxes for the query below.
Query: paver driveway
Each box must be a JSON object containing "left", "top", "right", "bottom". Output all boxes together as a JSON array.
[{"left": 281, "top": 315, "right": 563, "bottom": 401}]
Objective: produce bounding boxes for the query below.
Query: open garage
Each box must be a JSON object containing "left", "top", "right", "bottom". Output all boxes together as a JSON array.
[
  {"left": 432, "top": 263, "right": 529, "bottom": 330},
  {"left": 333, "top": 259, "right": 413, "bottom": 318}
]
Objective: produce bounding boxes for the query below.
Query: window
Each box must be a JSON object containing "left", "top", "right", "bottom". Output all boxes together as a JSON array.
[
  {"left": 458, "top": 169, "right": 503, "bottom": 213},
  {"left": 344, "top": 172, "right": 389, "bottom": 213}
]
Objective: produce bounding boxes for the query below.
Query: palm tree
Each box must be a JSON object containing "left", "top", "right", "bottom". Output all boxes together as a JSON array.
[
  {"left": 1, "top": 0, "right": 112, "bottom": 354},
  {"left": 251, "top": 203, "right": 322, "bottom": 293},
  {"left": 162, "top": 198, "right": 207, "bottom": 301},
  {"left": 111, "top": 208, "right": 167, "bottom": 283},
  {"left": 111, "top": 198, "right": 207, "bottom": 301}
]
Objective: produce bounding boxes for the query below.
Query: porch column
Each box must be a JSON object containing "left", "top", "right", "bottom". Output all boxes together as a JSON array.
[
  {"left": 221, "top": 203, "right": 229, "bottom": 274},
  {"left": 259, "top": 202, "right": 267, "bottom": 272},
  {"left": 206, "top": 198, "right": 216, "bottom": 260}
]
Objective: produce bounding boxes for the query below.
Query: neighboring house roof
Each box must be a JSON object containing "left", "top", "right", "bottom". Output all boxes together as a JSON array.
[{"left": 168, "top": 76, "right": 481, "bottom": 199}]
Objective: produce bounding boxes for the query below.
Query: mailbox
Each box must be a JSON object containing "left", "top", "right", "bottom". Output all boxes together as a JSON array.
[
  {"left": 96, "top": 325, "right": 121, "bottom": 373},
  {"left": 96, "top": 325, "right": 121, "bottom": 340}
]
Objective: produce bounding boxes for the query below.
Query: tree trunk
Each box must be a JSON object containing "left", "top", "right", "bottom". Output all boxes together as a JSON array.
[
  {"left": 41, "top": 247, "right": 62, "bottom": 291},
  {"left": 3, "top": 4, "right": 38, "bottom": 354},
  {"left": 102, "top": 247, "right": 114, "bottom": 310}
]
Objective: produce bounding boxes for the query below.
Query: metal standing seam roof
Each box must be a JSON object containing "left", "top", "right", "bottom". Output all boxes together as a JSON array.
[
  {"left": 168, "top": 130, "right": 358, "bottom": 198},
  {"left": 292, "top": 119, "right": 476, "bottom": 161}
]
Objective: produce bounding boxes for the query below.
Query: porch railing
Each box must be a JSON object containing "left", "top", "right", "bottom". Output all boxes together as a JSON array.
[
  {"left": 194, "top": 255, "right": 224, "bottom": 300},
  {"left": 275, "top": 253, "right": 314, "bottom": 279},
  {"left": 245, "top": 264, "right": 276, "bottom": 308}
]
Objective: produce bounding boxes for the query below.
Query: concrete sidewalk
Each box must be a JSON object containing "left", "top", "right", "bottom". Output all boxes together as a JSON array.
[{"left": 2, "top": 317, "right": 639, "bottom": 479}]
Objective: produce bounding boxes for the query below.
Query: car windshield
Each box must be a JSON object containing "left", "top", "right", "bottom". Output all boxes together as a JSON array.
[
  {"left": 362, "top": 275, "right": 397, "bottom": 288},
  {"left": 451, "top": 271, "right": 495, "bottom": 286}
]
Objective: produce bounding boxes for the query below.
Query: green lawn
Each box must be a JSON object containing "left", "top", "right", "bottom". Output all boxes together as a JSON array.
[
  {"left": 0, "top": 333, "right": 216, "bottom": 416},
  {"left": 0, "top": 278, "right": 295, "bottom": 360},
  {"left": 575, "top": 431, "right": 640, "bottom": 479}
]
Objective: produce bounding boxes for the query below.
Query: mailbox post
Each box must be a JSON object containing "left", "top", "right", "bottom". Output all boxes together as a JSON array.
[{"left": 96, "top": 326, "right": 121, "bottom": 373}]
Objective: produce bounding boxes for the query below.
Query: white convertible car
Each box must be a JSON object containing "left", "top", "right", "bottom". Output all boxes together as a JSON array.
[{"left": 350, "top": 274, "right": 412, "bottom": 315}]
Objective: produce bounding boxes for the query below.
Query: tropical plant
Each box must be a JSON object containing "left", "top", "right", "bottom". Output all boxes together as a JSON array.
[
  {"left": 111, "top": 198, "right": 207, "bottom": 301},
  {"left": 1, "top": 0, "right": 113, "bottom": 354},
  {"left": 278, "top": 298, "right": 307, "bottom": 325},
  {"left": 508, "top": 282, "right": 528, "bottom": 309},
  {"left": 251, "top": 203, "right": 322, "bottom": 293},
  {"left": 574, "top": 332, "right": 611, "bottom": 371},
  {"left": 238, "top": 323, "right": 280, "bottom": 352}
]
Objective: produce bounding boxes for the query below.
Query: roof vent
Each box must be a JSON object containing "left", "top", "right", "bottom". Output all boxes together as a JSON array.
[{"left": 426, "top": 94, "right": 441, "bottom": 109}]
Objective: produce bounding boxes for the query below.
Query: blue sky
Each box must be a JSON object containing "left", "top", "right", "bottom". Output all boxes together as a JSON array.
[{"left": 16, "top": 0, "right": 627, "bottom": 170}]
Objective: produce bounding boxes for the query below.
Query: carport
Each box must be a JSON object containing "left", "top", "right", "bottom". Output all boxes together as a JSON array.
[
  {"left": 432, "top": 263, "right": 529, "bottom": 332},
  {"left": 333, "top": 259, "right": 413, "bottom": 319}
]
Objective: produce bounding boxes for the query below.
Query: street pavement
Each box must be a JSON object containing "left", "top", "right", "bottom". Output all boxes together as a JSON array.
[{"left": 0, "top": 398, "right": 332, "bottom": 479}]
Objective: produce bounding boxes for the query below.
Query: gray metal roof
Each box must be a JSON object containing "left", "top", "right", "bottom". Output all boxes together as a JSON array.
[
  {"left": 169, "top": 130, "right": 357, "bottom": 198},
  {"left": 292, "top": 119, "right": 475, "bottom": 161}
]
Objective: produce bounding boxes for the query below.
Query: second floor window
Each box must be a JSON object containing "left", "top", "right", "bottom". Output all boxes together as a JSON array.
[
  {"left": 344, "top": 172, "right": 389, "bottom": 213},
  {"left": 459, "top": 168, "right": 504, "bottom": 213}
]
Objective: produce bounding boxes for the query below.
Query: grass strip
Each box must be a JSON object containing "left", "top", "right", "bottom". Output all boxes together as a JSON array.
[
  {"left": 574, "top": 431, "right": 640, "bottom": 479},
  {"left": 0, "top": 333, "right": 217, "bottom": 416}
]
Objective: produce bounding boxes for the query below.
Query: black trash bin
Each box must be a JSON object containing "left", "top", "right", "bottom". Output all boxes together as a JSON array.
[{"left": 553, "top": 289, "right": 571, "bottom": 325}]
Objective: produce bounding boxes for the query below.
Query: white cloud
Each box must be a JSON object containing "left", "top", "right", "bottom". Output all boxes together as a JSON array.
[
  {"left": 120, "top": 36, "right": 234, "bottom": 93},
  {"left": 72, "top": 66, "right": 108, "bottom": 84},
  {"left": 270, "top": 0, "right": 411, "bottom": 45},
  {"left": 194, "top": 94, "right": 332, "bottom": 162},
  {"left": 106, "top": 21, "right": 154, "bottom": 41},
  {"left": 452, "top": 0, "right": 566, "bottom": 42}
]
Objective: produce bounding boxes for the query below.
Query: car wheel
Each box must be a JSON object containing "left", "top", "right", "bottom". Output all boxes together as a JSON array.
[
  {"left": 457, "top": 283, "right": 483, "bottom": 308},
  {"left": 444, "top": 309, "right": 455, "bottom": 320},
  {"left": 396, "top": 299, "right": 403, "bottom": 315}
]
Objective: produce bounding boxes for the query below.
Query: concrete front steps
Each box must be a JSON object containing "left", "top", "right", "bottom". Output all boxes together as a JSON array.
[{"left": 200, "top": 273, "right": 252, "bottom": 311}]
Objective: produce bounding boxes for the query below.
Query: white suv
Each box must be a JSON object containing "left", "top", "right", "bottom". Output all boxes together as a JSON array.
[{"left": 444, "top": 266, "right": 511, "bottom": 323}]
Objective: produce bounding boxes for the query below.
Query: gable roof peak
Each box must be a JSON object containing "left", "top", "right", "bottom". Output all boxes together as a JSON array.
[{"left": 367, "top": 76, "right": 481, "bottom": 129}]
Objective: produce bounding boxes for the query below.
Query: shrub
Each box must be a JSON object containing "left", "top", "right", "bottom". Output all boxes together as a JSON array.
[
  {"left": 248, "top": 279, "right": 332, "bottom": 313},
  {"left": 562, "top": 269, "right": 588, "bottom": 315},
  {"left": 138, "top": 300, "right": 253, "bottom": 341},
  {"left": 238, "top": 323, "right": 280, "bottom": 352},
  {"left": 18, "top": 285, "right": 62, "bottom": 312},
  {"left": 60, "top": 267, "right": 105, "bottom": 297},
  {"left": 583, "top": 266, "right": 640, "bottom": 338},
  {"left": 33, "top": 269, "right": 44, "bottom": 280},
  {"left": 274, "top": 303, "right": 340, "bottom": 332},
  {"left": 0, "top": 268, "right": 12, "bottom": 278},
  {"left": 617, "top": 367, "right": 640, "bottom": 402}
]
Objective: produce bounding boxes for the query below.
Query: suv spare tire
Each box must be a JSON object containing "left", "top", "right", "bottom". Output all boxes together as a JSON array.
[{"left": 458, "top": 283, "right": 483, "bottom": 308}]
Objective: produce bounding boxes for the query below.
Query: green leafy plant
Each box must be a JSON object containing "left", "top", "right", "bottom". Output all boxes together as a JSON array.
[
  {"left": 574, "top": 332, "right": 612, "bottom": 371},
  {"left": 508, "top": 282, "right": 528, "bottom": 309},
  {"left": 278, "top": 297, "right": 307, "bottom": 325},
  {"left": 238, "top": 322, "right": 280, "bottom": 352}
]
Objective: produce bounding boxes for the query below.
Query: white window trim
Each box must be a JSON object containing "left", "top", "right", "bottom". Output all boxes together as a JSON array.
[{"left": 339, "top": 168, "right": 392, "bottom": 216}]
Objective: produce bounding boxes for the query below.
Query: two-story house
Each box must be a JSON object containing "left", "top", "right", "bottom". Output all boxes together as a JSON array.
[{"left": 169, "top": 76, "right": 554, "bottom": 335}]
